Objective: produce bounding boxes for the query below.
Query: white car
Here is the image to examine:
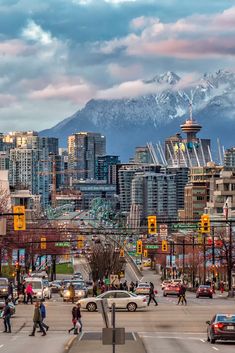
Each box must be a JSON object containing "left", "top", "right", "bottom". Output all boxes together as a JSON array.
[
  {"left": 77, "top": 290, "right": 147, "bottom": 312},
  {"left": 42, "top": 279, "right": 52, "bottom": 299},
  {"left": 135, "top": 283, "right": 150, "bottom": 295}
]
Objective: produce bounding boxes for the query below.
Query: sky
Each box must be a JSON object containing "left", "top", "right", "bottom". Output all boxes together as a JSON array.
[{"left": 0, "top": 0, "right": 235, "bottom": 131}]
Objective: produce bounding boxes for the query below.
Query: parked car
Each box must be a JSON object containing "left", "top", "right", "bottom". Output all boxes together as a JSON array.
[
  {"left": 163, "top": 284, "right": 180, "bottom": 297},
  {"left": 196, "top": 285, "right": 213, "bottom": 299},
  {"left": 78, "top": 290, "right": 147, "bottom": 312},
  {"left": 72, "top": 272, "right": 83, "bottom": 280},
  {"left": 62, "top": 282, "right": 88, "bottom": 302},
  {"left": 206, "top": 314, "right": 235, "bottom": 343},
  {"left": 0, "top": 278, "right": 8, "bottom": 300},
  {"left": 49, "top": 280, "right": 62, "bottom": 293},
  {"left": 135, "top": 283, "right": 150, "bottom": 295}
]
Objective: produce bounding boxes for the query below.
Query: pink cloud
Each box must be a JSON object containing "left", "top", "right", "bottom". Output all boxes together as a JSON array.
[{"left": 0, "top": 40, "right": 29, "bottom": 56}]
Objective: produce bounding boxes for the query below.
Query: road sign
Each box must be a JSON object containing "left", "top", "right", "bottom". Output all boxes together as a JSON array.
[
  {"left": 13, "top": 205, "right": 26, "bottom": 231},
  {"left": 145, "top": 244, "right": 159, "bottom": 249},
  {"left": 159, "top": 224, "right": 168, "bottom": 237},
  {"left": 110, "top": 274, "right": 119, "bottom": 286},
  {"left": 171, "top": 224, "right": 198, "bottom": 230},
  {"left": 55, "top": 242, "right": 70, "bottom": 247}
]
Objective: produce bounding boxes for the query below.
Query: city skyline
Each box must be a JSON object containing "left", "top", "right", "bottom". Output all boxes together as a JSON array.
[{"left": 0, "top": 0, "right": 235, "bottom": 133}]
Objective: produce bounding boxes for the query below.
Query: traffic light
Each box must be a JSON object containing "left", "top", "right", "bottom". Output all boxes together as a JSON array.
[
  {"left": 136, "top": 240, "right": 143, "bottom": 254},
  {"left": 13, "top": 205, "right": 26, "bottom": 231},
  {"left": 162, "top": 240, "right": 168, "bottom": 252},
  {"left": 143, "top": 249, "right": 148, "bottom": 257},
  {"left": 40, "top": 237, "right": 47, "bottom": 250},
  {"left": 120, "top": 248, "right": 125, "bottom": 257},
  {"left": 200, "top": 214, "right": 210, "bottom": 234},
  {"left": 77, "top": 236, "right": 84, "bottom": 249},
  {"left": 15, "top": 261, "right": 20, "bottom": 270},
  {"left": 147, "top": 216, "right": 157, "bottom": 235}
]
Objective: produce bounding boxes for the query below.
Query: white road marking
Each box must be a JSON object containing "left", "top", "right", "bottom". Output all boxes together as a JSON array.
[
  {"left": 0, "top": 345, "right": 4, "bottom": 348},
  {"left": 132, "top": 332, "right": 137, "bottom": 341},
  {"left": 139, "top": 331, "right": 205, "bottom": 335},
  {"left": 140, "top": 335, "right": 204, "bottom": 340},
  {"left": 212, "top": 347, "right": 219, "bottom": 351}
]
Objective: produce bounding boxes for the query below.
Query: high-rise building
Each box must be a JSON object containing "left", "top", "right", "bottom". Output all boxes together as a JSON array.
[
  {"left": 134, "top": 146, "right": 152, "bottom": 164},
  {"left": 131, "top": 172, "right": 177, "bottom": 219},
  {"left": 224, "top": 147, "right": 235, "bottom": 168},
  {"left": 0, "top": 152, "right": 9, "bottom": 170},
  {"left": 165, "top": 106, "right": 211, "bottom": 167},
  {"left": 39, "top": 137, "right": 59, "bottom": 155},
  {"left": 95, "top": 155, "right": 120, "bottom": 183},
  {"left": 68, "top": 132, "right": 106, "bottom": 180}
]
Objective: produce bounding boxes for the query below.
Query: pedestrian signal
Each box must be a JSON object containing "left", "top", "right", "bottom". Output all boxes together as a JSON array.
[
  {"left": 136, "top": 240, "right": 143, "bottom": 254},
  {"left": 162, "top": 240, "right": 168, "bottom": 252},
  {"left": 13, "top": 205, "right": 26, "bottom": 231},
  {"left": 148, "top": 216, "right": 157, "bottom": 235},
  {"left": 200, "top": 214, "right": 210, "bottom": 234}
]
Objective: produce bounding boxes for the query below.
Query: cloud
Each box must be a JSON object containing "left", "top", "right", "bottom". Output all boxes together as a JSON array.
[
  {"left": 22, "top": 20, "right": 54, "bottom": 45},
  {"left": 0, "top": 39, "right": 28, "bottom": 56},
  {"left": 99, "top": 7, "right": 235, "bottom": 60}
]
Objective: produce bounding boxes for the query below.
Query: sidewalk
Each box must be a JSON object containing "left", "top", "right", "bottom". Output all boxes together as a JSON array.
[{"left": 67, "top": 332, "right": 146, "bottom": 353}]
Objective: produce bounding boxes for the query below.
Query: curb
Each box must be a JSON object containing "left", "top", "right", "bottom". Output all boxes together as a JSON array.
[{"left": 64, "top": 336, "right": 77, "bottom": 352}]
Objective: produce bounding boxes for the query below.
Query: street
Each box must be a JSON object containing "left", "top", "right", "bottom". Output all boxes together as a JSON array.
[{"left": 0, "top": 272, "right": 234, "bottom": 353}]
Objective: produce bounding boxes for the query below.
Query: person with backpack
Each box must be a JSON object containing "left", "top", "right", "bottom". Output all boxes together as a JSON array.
[{"left": 2, "top": 300, "right": 12, "bottom": 333}]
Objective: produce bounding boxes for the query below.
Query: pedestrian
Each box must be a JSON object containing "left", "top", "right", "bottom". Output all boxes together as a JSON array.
[
  {"left": 2, "top": 300, "right": 12, "bottom": 333},
  {"left": 101, "top": 283, "right": 106, "bottom": 293},
  {"left": 212, "top": 281, "right": 216, "bottom": 294},
  {"left": 129, "top": 281, "right": 135, "bottom": 292},
  {"left": 123, "top": 280, "right": 128, "bottom": 291},
  {"left": 147, "top": 282, "right": 158, "bottom": 306},
  {"left": 8, "top": 281, "right": 14, "bottom": 300},
  {"left": 177, "top": 284, "right": 187, "bottom": 305},
  {"left": 29, "top": 301, "right": 46, "bottom": 336},
  {"left": 92, "top": 282, "right": 97, "bottom": 297},
  {"left": 68, "top": 282, "right": 75, "bottom": 303},
  {"left": 38, "top": 299, "right": 49, "bottom": 332},
  {"left": 119, "top": 282, "right": 123, "bottom": 290},
  {"left": 22, "top": 280, "right": 27, "bottom": 304},
  {"left": 68, "top": 304, "right": 82, "bottom": 334},
  {"left": 135, "top": 281, "right": 138, "bottom": 288},
  {"left": 220, "top": 281, "right": 224, "bottom": 294},
  {"left": 26, "top": 282, "right": 34, "bottom": 304}
]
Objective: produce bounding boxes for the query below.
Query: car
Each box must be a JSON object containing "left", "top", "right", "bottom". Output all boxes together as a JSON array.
[
  {"left": 25, "top": 277, "right": 44, "bottom": 300},
  {"left": 62, "top": 282, "right": 88, "bottom": 302},
  {"left": 206, "top": 314, "right": 235, "bottom": 343},
  {"left": 42, "top": 279, "right": 52, "bottom": 299},
  {"left": 77, "top": 290, "right": 147, "bottom": 312},
  {"left": 163, "top": 284, "right": 180, "bottom": 297},
  {"left": 72, "top": 272, "right": 83, "bottom": 280},
  {"left": 196, "top": 285, "right": 213, "bottom": 299},
  {"left": 135, "top": 283, "right": 150, "bottom": 295},
  {"left": 161, "top": 280, "right": 172, "bottom": 290},
  {"left": 0, "top": 278, "right": 8, "bottom": 300},
  {"left": 49, "top": 280, "right": 62, "bottom": 293}
]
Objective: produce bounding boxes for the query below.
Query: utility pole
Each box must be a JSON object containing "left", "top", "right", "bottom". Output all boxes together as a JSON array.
[
  {"left": 182, "top": 239, "right": 185, "bottom": 276},
  {"left": 192, "top": 235, "right": 195, "bottom": 288},
  {"left": 212, "top": 226, "right": 215, "bottom": 282},
  {"left": 228, "top": 221, "right": 233, "bottom": 293},
  {"left": 203, "top": 235, "right": 206, "bottom": 284}
]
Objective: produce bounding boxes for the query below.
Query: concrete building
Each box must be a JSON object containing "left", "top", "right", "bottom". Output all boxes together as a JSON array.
[
  {"left": 134, "top": 146, "right": 152, "bottom": 164},
  {"left": 68, "top": 132, "right": 106, "bottom": 180},
  {"left": 0, "top": 152, "right": 9, "bottom": 170},
  {"left": 95, "top": 155, "right": 120, "bottom": 183},
  {"left": 118, "top": 164, "right": 161, "bottom": 213},
  {"left": 183, "top": 163, "right": 222, "bottom": 220},
  {"left": 224, "top": 147, "right": 235, "bottom": 168},
  {"left": 131, "top": 172, "right": 177, "bottom": 220}
]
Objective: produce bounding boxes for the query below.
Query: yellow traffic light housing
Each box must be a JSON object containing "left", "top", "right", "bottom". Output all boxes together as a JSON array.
[
  {"left": 120, "top": 248, "right": 125, "bottom": 257},
  {"left": 148, "top": 215, "right": 157, "bottom": 235},
  {"left": 136, "top": 240, "right": 143, "bottom": 255},
  {"left": 143, "top": 249, "right": 148, "bottom": 257},
  {"left": 200, "top": 214, "right": 210, "bottom": 234},
  {"left": 162, "top": 240, "right": 168, "bottom": 252},
  {"left": 13, "top": 205, "right": 26, "bottom": 231},
  {"left": 77, "top": 236, "right": 84, "bottom": 249},
  {"left": 41, "top": 237, "right": 47, "bottom": 250}
]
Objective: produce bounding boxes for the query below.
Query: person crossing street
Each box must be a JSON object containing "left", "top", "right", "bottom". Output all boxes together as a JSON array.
[
  {"left": 147, "top": 282, "right": 158, "bottom": 306},
  {"left": 29, "top": 302, "right": 46, "bottom": 337}
]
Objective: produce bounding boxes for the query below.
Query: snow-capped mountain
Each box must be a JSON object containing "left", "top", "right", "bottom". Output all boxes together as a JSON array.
[{"left": 40, "top": 70, "right": 235, "bottom": 161}]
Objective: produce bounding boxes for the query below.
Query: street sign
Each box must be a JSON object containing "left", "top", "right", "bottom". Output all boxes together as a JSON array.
[
  {"left": 55, "top": 242, "right": 70, "bottom": 247},
  {"left": 159, "top": 224, "right": 168, "bottom": 237},
  {"left": 145, "top": 244, "right": 159, "bottom": 249},
  {"left": 171, "top": 224, "right": 198, "bottom": 230},
  {"left": 110, "top": 274, "right": 120, "bottom": 286}
]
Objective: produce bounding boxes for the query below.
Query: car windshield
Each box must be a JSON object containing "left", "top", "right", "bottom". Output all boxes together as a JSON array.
[
  {"left": 217, "top": 315, "right": 235, "bottom": 322},
  {"left": 0, "top": 279, "right": 7, "bottom": 286},
  {"left": 199, "top": 285, "right": 210, "bottom": 289},
  {"left": 138, "top": 284, "right": 149, "bottom": 287},
  {"left": 31, "top": 282, "right": 42, "bottom": 289},
  {"left": 43, "top": 280, "right": 49, "bottom": 286}
]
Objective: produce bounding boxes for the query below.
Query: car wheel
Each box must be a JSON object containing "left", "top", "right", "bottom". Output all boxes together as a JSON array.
[
  {"left": 210, "top": 296, "right": 213, "bottom": 299},
  {"left": 196, "top": 295, "right": 199, "bottom": 298},
  {"left": 163, "top": 294, "right": 167, "bottom": 297},
  {"left": 127, "top": 302, "right": 137, "bottom": 312},
  {"left": 207, "top": 336, "right": 210, "bottom": 342},
  {"left": 210, "top": 338, "right": 216, "bottom": 344},
  {"left": 86, "top": 302, "right": 97, "bottom": 312}
]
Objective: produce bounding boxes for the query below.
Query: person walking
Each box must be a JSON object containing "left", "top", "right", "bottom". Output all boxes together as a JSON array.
[
  {"left": 147, "top": 282, "right": 158, "bottom": 306},
  {"left": 92, "top": 282, "right": 97, "bottom": 297},
  {"left": 129, "top": 281, "right": 135, "bottom": 293},
  {"left": 68, "top": 282, "right": 75, "bottom": 303},
  {"left": 8, "top": 282, "right": 14, "bottom": 300},
  {"left": 2, "top": 300, "right": 12, "bottom": 333},
  {"left": 123, "top": 280, "right": 128, "bottom": 291},
  {"left": 29, "top": 302, "right": 46, "bottom": 336},
  {"left": 220, "top": 281, "right": 224, "bottom": 294},
  {"left": 26, "top": 283, "right": 34, "bottom": 304},
  {"left": 75, "top": 303, "right": 82, "bottom": 333},
  {"left": 38, "top": 299, "right": 49, "bottom": 332},
  {"left": 178, "top": 284, "right": 187, "bottom": 305},
  {"left": 68, "top": 305, "right": 81, "bottom": 334}
]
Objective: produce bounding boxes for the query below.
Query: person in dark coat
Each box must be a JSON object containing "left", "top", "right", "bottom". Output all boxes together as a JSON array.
[
  {"left": 29, "top": 302, "right": 46, "bottom": 336},
  {"left": 38, "top": 299, "right": 49, "bottom": 332},
  {"left": 147, "top": 282, "right": 158, "bottom": 306},
  {"left": 68, "top": 283, "right": 75, "bottom": 303},
  {"left": 68, "top": 304, "right": 82, "bottom": 334},
  {"left": 2, "top": 300, "right": 12, "bottom": 333},
  {"left": 92, "top": 282, "right": 98, "bottom": 297}
]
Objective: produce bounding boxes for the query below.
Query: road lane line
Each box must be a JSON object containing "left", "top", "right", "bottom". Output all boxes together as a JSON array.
[
  {"left": 200, "top": 339, "right": 206, "bottom": 342},
  {"left": 212, "top": 347, "right": 219, "bottom": 351},
  {"left": 0, "top": 345, "right": 4, "bottom": 348}
]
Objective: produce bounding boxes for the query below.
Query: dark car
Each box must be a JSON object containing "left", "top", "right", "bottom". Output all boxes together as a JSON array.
[
  {"left": 196, "top": 285, "right": 213, "bottom": 299},
  {"left": 0, "top": 277, "right": 8, "bottom": 299},
  {"left": 50, "top": 280, "right": 62, "bottom": 293},
  {"left": 207, "top": 314, "right": 235, "bottom": 343}
]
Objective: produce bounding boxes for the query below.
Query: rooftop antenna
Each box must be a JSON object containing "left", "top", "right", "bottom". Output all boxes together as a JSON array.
[
  {"left": 189, "top": 100, "right": 193, "bottom": 121},
  {"left": 217, "top": 138, "right": 223, "bottom": 165}
]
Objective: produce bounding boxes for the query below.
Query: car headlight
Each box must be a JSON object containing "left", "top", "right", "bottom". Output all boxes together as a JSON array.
[
  {"left": 2, "top": 289, "right": 7, "bottom": 292},
  {"left": 37, "top": 291, "right": 42, "bottom": 296},
  {"left": 78, "top": 291, "right": 84, "bottom": 296},
  {"left": 64, "top": 290, "right": 70, "bottom": 297}
]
